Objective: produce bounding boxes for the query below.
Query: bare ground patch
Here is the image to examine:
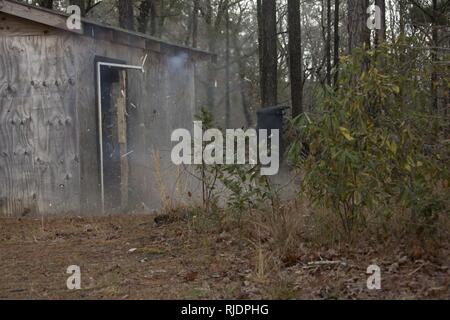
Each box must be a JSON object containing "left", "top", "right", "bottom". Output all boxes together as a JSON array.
[{"left": 0, "top": 215, "right": 448, "bottom": 299}]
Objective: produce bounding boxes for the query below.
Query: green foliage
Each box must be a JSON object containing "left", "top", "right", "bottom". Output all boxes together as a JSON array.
[
  {"left": 289, "top": 38, "right": 450, "bottom": 236},
  {"left": 194, "top": 109, "right": 278, "bottom": 220},
  {"left": 218, "top": 164, "right": 278, "bottom": 220},
  {"left": 193, "top": 109, "right": 222, "bottom": 215}
]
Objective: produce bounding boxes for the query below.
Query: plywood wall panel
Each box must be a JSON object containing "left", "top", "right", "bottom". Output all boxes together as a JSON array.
[
  {"left": 0, "top": 32, "right": 80, "bottom": 215},
  {"left": 1, "top": 16, "right": 199, "bottom": 215}
]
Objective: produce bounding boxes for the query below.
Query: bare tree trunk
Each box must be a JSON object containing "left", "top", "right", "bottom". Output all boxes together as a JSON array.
[
  {"left": 138, "top": 0, "right": 154, "bottom": 33},
  {"left": 257, "top": 0, "right": 265, "bottom": 105},
  {"left": 150, "top": 3, "right": 157, "bottom": 36},
  {"left": 347, "top": 0, "right": 370, "bottom": 53},
  {"left": 333, "top": 0, "right": 340, "bottom": 86},
  {"left": 203, "top": 1, "right": 227, "bottom": 113},
  {"left": 399, "top": 0, "right": 406, "bottom": 36},
  {"left": 258, "top": 0, "right": 278, "bottom": 108},
  {"left": 158, "top": 0, "right": 166, "bottom": 37},
  {"left": 431, "top": 0, "right": 439, "bottom": 110},
  {"left": 325, "top": 0, "right": 332, "bottom": 86},
  {"left": 192, "top": 0, "right": 200, "bottom": 48},
  {"left": 375, "top": 0, "right": 386, "bottom": 45},
  {"left": 287, "top": 0, "right": 303, "bottom": 117},
  {"left": 118, "top": 0, "right": 135, "bottom": 31},
  {"left": 205, "top": 0, "right": 217, "bottom": 111},
  {"left": 184, "top": 0, "right": 200, "bottom": 47},
  {"left": 225, "top": 2, "right": 231, "bottom": 127},
  {"left": 447, "top": 11, "right": 450, "bottom": 116},
  {"left": 232, "top": 29, "right": 253, "bottom": 127}
]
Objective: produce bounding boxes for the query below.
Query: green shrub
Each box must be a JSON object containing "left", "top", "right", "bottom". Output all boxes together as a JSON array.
[
  {"left": 289, "top": 39, "right": 449, "bottom": 237},
  {"left": 193, "top": 109, "right": 279, "bottom": 221}
]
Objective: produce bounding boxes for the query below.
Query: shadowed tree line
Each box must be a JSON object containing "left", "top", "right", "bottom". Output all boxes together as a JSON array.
[{"left": 24, "top": 0, "right": 449, "bottom": 127}]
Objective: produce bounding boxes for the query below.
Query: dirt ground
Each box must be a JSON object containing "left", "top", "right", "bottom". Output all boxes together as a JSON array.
[{"left": 0, "top": 215, "right": 448, "bottom": 300}]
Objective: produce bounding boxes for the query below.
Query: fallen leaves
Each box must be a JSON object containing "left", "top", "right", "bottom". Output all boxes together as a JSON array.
[
  {"left": 0, "top": 215, "right": 448, "bottom": 300},
  {"left": 184, "top": 271, "right": 199, "bottom": 282}
]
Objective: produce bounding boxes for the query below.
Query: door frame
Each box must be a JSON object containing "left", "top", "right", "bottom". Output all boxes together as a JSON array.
[{"left": 94, "top": 56, "right": 144, "bottom": 213}]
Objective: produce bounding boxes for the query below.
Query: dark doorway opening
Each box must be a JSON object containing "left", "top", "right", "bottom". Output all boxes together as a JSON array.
[{"left": 95, "top": 57, "right": 129, "bottom": 213}]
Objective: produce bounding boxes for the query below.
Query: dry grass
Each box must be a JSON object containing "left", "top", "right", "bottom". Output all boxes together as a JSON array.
[
  {"left": 2, "top": 169, "right": 447, "bottom": 299},
  {"left": 151, "top": 150, "right": 199, "bottom": 216},
  {"left": 0, "top": 212, "right": 448, "bottom": 299}
]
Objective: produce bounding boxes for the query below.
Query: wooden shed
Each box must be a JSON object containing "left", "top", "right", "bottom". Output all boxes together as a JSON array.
[{"left": 0, "top": 0, "right": 212, "bottom": 216}]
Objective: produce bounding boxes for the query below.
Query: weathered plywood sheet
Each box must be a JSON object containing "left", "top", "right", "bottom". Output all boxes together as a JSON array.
[
  {"left": 1, "top": 16, "right": 199, "bottom": 215},
  {"left": 0, "top": 95, "right": 37, "bottom": 215},
  {"left": 0, "top": 12, "right": 58, "bottom": 37},
  {"left": 0, "top": 1, "right": 82, "bottom": 35},
  {"left": 0, "top": 33, "right": 80, "bottom": 215},
  {"left": 74, "top": 34, "right": 198, "bottom": 212},
  {"left": 73, "top": 36, "right": 140, "bottom": 213}
]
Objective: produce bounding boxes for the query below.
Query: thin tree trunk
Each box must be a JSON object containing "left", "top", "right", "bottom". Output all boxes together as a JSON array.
[
  {"left": 333, "top": 0, "right": 340, "bottom": 86},
  {"left": 118, "top": 0, "right": 135, "bottom": 31},
  {"left": 205, "top": 0, "right": 216, "bottom": 111},
  {"left": 399, "top": 0, "right": 406, "bottom": 36},
  {"left": 225, "top": 2, "right": 231, "bottom": 127},
  {"left": 431, "top": 0, "right": 439, "bottom": 110},
  {"left": 192, "top": 0, "right": 200, "bottom": 48},
  {"left": 138, "top": 0, "right": 153, "bottom": 33},
  {"left": 326, "top": 0, "right": 332, "bottom": 86},
  {"left": 204, "top": 0, "right": 227, "bottom": 113},
  {"left": 257, "top": 0, "right": 265, "bottom": 107},
  {"left": 347, "top": 0, "right": 370, "bottom": 53},
  {"left": 258, "top": 0, "right": 278, "bottom": 108},
  {"left": 232, "top": 30, "right": 253, "bottom": 127},
  {"left": 157, "top": 0, "right": 166, "bottom": 37},
  {"left": 375, "top": 0, "right": 386, "bottom": 46},
  {"left": 184, "top": 0, "right": 200, "bottom": 47},
  {"left": 150, "top": 3, "right": 157, "bottom": 36},
  {"left": 287, "top": 0, "right": 303, "bottom": 117}
]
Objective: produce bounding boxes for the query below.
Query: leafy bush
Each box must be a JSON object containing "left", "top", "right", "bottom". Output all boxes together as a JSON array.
[
  {"left": 289, "top": 39, "right": 450, "bottom": 237},
  {"left": 193, "top": 109, "right": 279, "bottom": 221}
]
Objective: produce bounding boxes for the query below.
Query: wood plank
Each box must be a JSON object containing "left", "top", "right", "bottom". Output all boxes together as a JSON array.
[
  {"left": 0, "top": 96, "right": 38, "bottom": 216},
  {"left": 116, "top": 71, "right": 128, "bottom": 210},
  {"left": 29, "top": 35, "right": 79, "bottom": 215},
  {"left": 0, "top": 34, "right": 80, "bottom": 216},
  {"left": 113, "top": 31, "right": 146, "bottom": 50},
  {"left": 0, "top": 12, "right": 57, "bottom": 36},
  {"left": 0, "top": 36, "right": 38, "bottom": 216},
  {"left": 91, "top": 25, "right": 113, "bottom": 42},
  {"left": 73, "top": 36, "right": 99, "bottom": 214},
  {"left": 0, "top": 0, "right": 83, "bottom": 34}
]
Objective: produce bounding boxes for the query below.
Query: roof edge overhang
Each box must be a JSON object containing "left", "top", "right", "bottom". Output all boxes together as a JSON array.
[{"left": 0, "top": 0, "right": 216, "bottom": 61}]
